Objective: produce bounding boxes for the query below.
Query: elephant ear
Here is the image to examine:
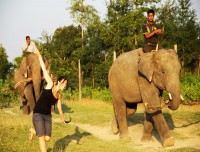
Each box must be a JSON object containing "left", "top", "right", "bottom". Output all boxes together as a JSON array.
[{"left": 138, "top": 53, "right": 154, "bottom": 82}]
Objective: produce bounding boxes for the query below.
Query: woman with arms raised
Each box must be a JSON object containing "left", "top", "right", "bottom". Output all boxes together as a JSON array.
[{"left": 29, "top": 49, "right": 70, "bottom": 152}]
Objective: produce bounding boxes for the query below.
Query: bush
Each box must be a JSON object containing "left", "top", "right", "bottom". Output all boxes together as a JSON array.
[
  {"left": 180, "top": 73, "right": 200, "bottom": 103},
  {"left": 0, "top": 79, "right": 19, "bottom": 108},
  {"left": 62, "top": 86, "right": 112, "bottom": 102},
  {"left": 91, "top": 87, "right": 112, "bottom": 102}
]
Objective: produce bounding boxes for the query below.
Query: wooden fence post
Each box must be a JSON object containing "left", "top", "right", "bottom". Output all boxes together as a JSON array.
[{"left": 78, "top": 59, "right": 81, "bottom": 101}]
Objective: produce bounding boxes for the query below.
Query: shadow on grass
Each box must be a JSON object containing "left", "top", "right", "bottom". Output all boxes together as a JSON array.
[{"left": 47, "top": 127, "right": 91, "bottom": 152}]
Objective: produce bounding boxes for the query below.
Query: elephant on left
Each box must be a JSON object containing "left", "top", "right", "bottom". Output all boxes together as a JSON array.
[{"left": 14, "top": 54, "right": 49, "bottom": 114}]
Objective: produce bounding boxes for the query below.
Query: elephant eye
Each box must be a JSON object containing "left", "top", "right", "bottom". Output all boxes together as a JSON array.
[{"left": 162, "top": 71, "right": 165, "bottom": 74}]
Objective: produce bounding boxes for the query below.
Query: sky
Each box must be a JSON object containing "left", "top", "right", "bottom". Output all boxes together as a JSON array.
[{"left": 0, "top": 0, "right": 199, "bottom": 62}]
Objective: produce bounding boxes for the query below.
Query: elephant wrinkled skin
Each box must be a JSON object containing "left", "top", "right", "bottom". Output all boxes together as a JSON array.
[
  {"left": 109, "top": 48, "right": 181, "bottom": 147},
  {"left": 14, "top": 54, "right": 49, "bottom": 114}
]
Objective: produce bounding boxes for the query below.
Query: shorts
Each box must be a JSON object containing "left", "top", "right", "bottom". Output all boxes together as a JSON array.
[{"left": 32, "top": 113, "right": 52, "bottom": 137}]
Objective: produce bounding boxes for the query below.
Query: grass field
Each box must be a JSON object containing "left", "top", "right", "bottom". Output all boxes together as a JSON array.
[{"left": 0, "top": 99, "right": 200, "bottom": 152}]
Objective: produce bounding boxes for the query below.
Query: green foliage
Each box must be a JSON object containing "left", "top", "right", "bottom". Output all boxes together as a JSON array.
[
  {"left": 62, "top": 86, "right": 112, "bottom": 102},
  {"left": 0, "top": 79, "right": 19, "bottom": 108},
  {"left": 180, "top": 73, "right": 200, "bottom": 102},
  {"left": 0, "top": 45, "right": 11, "bottom": 80},
  {"left": 68, "top": 0, "right": 99, "bottom": 27},
  {"left": 91, "top": 87, "right": 112, "bottom": 102},
  {"left": 13, "top": 56, "right": 23, "bottom": 68},
  {"left": 157, "top": 0, "right": 200, "bottom": 72}
]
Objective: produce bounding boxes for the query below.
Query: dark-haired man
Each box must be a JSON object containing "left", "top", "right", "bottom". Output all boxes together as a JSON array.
[
  {"left": 21, "top": 36, "right": 39, "bottom": 78},
  {"left": 22, "top": 36, "right": 38, "bottom": 54},
  {"left": 142, "top": 9, "right": 162, "bottom": 53}
]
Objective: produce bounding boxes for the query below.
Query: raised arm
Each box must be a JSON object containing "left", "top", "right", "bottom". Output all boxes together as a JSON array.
[{"left": 35, "top": 50, "right": 53, "bottom": 89}]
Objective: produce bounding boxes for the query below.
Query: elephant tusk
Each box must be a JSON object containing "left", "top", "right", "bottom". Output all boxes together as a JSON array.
[
  {"left": 180, "top": 95, "right": 184, "bottom": 101},
  {"left": 156, "top": 44, "right": 158, "bottom": 52},
  {"left": 168, "top": 93, "right": 172, "bottom": 100}
]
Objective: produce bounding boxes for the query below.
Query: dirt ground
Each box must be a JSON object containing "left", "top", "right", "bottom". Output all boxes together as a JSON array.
[
  {"left": 71, "top": 104, "right": 200, "bottom": 151},
  {"left": 3, "top": 103, "right": 200, "bottom": 151}
]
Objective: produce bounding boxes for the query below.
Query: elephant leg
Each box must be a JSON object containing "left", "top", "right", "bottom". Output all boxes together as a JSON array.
[
  {"left": 152, "top": 110, "right": 174, "bottom": 147},
  {"left": 113, "top": 97, "right": 129, "bottom": 139},
  {"left": 24, "top": 83, "right": 35, "bottom": 113},
  {"left": 111, "top": 115, "right": 119, "bottom": 134},
  {"left": 141, "top": 112, "right": 154, "bottom": 142}
]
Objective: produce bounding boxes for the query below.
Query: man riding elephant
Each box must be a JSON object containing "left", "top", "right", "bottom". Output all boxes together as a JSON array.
[
  {"left": 22, "top": 36, "right": 39, "bottom": 78},
  {"left": 14, "top": 36, "right": 49, "bottom": 114}
]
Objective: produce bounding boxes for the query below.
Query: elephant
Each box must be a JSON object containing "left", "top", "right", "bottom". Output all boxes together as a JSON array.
[
  {"left": 14, "top": 54, "right": 49, "bottom": 114},
  {"left": 108, "top": 48, "right": 181, "bottom": 147}
]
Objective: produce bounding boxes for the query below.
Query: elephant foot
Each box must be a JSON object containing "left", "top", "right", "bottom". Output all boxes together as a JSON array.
[
  {"left": 120, "top": 135, "right": 131, "bottom": 141},
  {"left": 162, "top": 136, "right": 174, "bottom": 147},
  {"left": 141, "top": 134, "right": 154, "bottom": 142}
]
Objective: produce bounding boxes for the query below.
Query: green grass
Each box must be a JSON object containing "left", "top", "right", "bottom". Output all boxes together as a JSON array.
[
  {"left": 0, "top": 99, "right": 200, "bottom": 152},
  {"left": 58, "top": 99, "right": 114, "bottom": 126}
]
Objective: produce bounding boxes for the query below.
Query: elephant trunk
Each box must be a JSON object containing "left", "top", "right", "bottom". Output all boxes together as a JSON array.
[
  {"left": 32, "top": 66, "right": 41, "bottom": 102},
  {"left": 168, "top": 92, "right": 181, "bottom": 110},
  {"left": 166, "top": 82, "right": 181, "bottom": 111}
]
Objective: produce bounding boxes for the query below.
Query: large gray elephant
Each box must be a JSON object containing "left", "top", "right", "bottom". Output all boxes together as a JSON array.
[
  {"left": 109, "top": 48, "right": 181, "bottom": 147},
  {"left": 14, "top": 54, "right": 49, "bottom": 114}
]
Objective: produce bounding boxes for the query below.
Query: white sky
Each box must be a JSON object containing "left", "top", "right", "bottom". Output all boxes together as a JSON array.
[{"left": 0, "top": 0, "right": 199, "bottom": 62}]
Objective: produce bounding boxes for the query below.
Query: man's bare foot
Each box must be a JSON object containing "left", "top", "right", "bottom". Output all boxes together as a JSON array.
[{"left": 29, "top": 128, "right": 35, "bottom": 142}]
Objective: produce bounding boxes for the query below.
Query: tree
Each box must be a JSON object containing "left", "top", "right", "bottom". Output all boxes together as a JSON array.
[
  {"left": 156, "top": 0, "right": 178, "bottom": 48},
  {"left": 0, "top": 44, "right": 11, "bottom": 80},
  {"left": 157, "top": 0, "right": 200, "bottom": 72},
  {"left": 68, "top": 0, "right": 99, "bottom": 49},
  {"left": 103, "top": 0, "right": 159, "bottom": 56},
  {"left": 38, "top": 25, "right": 82, "bottom": 89},
  {"left": 176, "top": 0, "right": 200, "bottom": 72}
]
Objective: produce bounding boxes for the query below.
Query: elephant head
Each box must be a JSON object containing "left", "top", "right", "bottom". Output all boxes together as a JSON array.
[
  {"left": 138, "top": 49, "right": 181, "bottom": 110},
  {"left": 14, "top": 54, "right": 49, "bottom": 114}
]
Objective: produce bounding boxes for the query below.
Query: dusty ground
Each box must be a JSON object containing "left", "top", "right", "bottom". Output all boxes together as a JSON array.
[
  {"left": 69, "top": 104, "right": 200, "bottom": 151},
  {"left": 72, "top": 122, "right": 200, "bottom": 151},
  {"left": 2, "top": 103, "right": 200, "bottom": 151}
]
